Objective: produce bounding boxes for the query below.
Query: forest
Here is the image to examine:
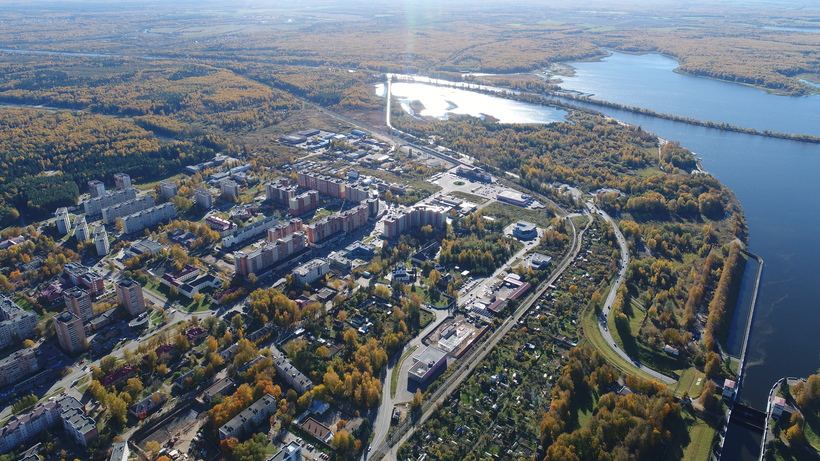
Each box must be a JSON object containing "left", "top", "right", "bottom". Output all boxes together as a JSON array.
[{"left": 0, "top": 0, "right": 816, "bottom": 96}]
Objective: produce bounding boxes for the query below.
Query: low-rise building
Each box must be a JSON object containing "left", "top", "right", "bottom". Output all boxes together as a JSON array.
[
  {"left": 272, "top": 346, "right": 314, "bottom": 394},
  {"left": 201, "top": 377, "right": 236, "bottom": 404},
  {"left": 293, "top": 258, "right": 330, "bottom": 285},
  {"left": 109, "top": 441, "right": 130, "bottom": 461},
  {"left": 529, "top": 253, "right": 552, "bottom": 270},
  {"left": 267, "top": 441, "right": 302, "bottom": 461},
  {"left": 723, "top": 379, "right": 737, "bottom": 399},
  {"left": 299, "top": 418, "right": 334, "bottom": 446},
  {"left": 218, "top": 394, "right": 277, "bottom": 440},
  {"left": 512, "top": 221, "right": 538, "bottom": 240},
  {"left": 129, "top": 392, "right": 167, "bottom": 419},
  {"left": 205, "top": 215, "right": 237, "bottom": 237},
  {"left": 497, "top": 190, "right": 532, "bottom": 207},
  {"left": 408, "top": 346, "right": 448, "bottom": 383},
  {"left": 772, "top": 396, "right": 787, "bottom": 418}
]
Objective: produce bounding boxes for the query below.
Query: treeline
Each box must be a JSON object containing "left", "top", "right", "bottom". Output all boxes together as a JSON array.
[
  {"left": 704, "top": 243, "right": 745, "bottom": 351},
  {"left": 539, "top": 346, "right": 681, "bottom": 460},
  {"left": 0, "top": 107, "right": 216, "bottom": 217},
  {"left": 232, "top": 64, "right": 384, "bottom": 110},
  {"left": 553, "top": 93, "right": 820, "bottom": 143}
]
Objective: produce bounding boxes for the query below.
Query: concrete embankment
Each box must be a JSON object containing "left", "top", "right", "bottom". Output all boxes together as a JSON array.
[{"left": 734, "top": 250, "right": 764, "bottom": 402}]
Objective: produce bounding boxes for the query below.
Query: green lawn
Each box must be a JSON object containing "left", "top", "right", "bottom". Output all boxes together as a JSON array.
[
  {"left": 803, "top": 410, "right": 820, "bottom": 452},
  {"left": 674, "top": 367, "right": 706, "bottom": 398},
  {"left": 662, "top": 409, "right": 718, "bottom": 461},
  {"left": 447, "top": 190, "right": 490, "bottom": 205},
  {"left": 579, "top": 295, "right": 665, "bottom": 384},
  {"left": 481, "top": 201, "right": 554, "bottom": 228}
]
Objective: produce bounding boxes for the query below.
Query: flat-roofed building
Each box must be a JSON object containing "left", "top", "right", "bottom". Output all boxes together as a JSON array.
[
  {"left": 114, "top": 173, "right": 131, "bottom": 190},
  {"left": 0, "top": 349, "right": 39, "bottom": 387},
  {"left": 160, "top": 180, "right": 178, "bottom": 199},
  {"left": 288, "top": 190, "right": 320, "bottom": 215},
  {"left": 83, "top": 188, "right": 138, "bottom": 216},
  {"left": 512, "top": 221, "right": 538, "bottom": 240},
  {"left": 195, "top": 187, "right": 214, "bottom": 209},
  {"left": 88, "top": 179, "right": 106, "bottom": 198},
  {"left": 234, "top": 231, "right": 307, "bottom": 276},
  {"left": 116, "top": 279, "right": 146, "bottom": 317},
  {"left": 218, "top": 394, "right": 277, "bottom": 440},
  {"left": 55, "top": 311, "right": 87, "bottom": 354},
  {"left": 56, "top": 207, "right": 71, "bottom": 235},
  {"left": 63, "top": 286, "right": 93, "bottom": 323},
  {"left": 102, "top": 195, "right": 155, "bottom": 225},
  {"left": 94, "top": 226, "right": 110, "bottom": 256},
  {"left": 293, "top": 258, "right": 329, "bottom": 285},
  {"left": 267, "top": 441, "right": 302, "bottom": 461},
  {"left": 109, "top": 441, "right": 129, "bottom": 461},
  {"left": 408, "top": 346, "right": 448, "bottom": 383},
  {"left": 120, "top": 202, "right": 175, "bottom": 234},
  {"left": 220, "top": 179, "right": 240, "bottom": 200},
  {"left": 382, "top": 205, "right": 446, "bottom": 239},
  {"left": 73, "top": 215, "right": 90, "bottom": 242},
  {"left": 0, "top": 295, "right": 37, "bottom": 349}
]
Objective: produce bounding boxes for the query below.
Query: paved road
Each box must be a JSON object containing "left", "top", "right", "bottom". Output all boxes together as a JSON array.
[
  {"left": 370, "top": 307, "right": 450, "bottom": 453},
  {"left": 371, "top": 211, "right": 590, "bottom": 461},
  {"left": 592, "top": 203, "right": 675, "bottom": 385}
]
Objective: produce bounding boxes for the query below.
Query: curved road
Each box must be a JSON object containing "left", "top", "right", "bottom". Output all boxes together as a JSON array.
[{"left": 591, "top": 202, "right": 675, "bottom": 385}]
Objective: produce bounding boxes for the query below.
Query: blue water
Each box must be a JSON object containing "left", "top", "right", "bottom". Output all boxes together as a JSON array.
[
  {"left": 383, "top": 54, "right": 820, "bottom": 413},
  {"left": 559, "top": 52, "right": 820, "bottom": 136}
]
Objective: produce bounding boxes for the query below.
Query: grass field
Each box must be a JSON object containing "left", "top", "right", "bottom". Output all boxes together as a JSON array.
[
  {"left": 481, "top": 201, "right": 554, "bottom": 228},
  {"left": 662, "top": 409, "right": 718, "bottom": 461},
  {"left": 447, "top": 190, "right": 490, "bottom": 204},
  {"left": 674, "top": 367, "right": 706, "bottom": 398}
]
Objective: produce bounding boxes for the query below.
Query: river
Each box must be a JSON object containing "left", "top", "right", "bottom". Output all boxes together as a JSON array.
[{"left": 377, "top": 53, "right": 820, "bottom": 413}]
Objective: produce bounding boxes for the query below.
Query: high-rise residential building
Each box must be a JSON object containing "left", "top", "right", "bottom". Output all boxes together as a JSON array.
[
  {"left": 114, "top": 173, "right": 132, "bottom": 190},
  {"left": 94, "top": 226, "right": 109, "bottom": 256},
  {"left": 160, "top": 180, "right": 178, "bottom": 199},
  {"left": 54, "top": 311, "right": 87, "bottom": 354},
  {"left": 82, "top": 188, "right": 138, "bottom": 216},
  {"left": 195, "top": 187, "right": 213, "bottom": 209},
  {"left": 73, "top": 215, "right": 90, "bottom": 242},
  {"left": 0, "top": 295, "right": 37, "bottom": 349},
  {"left": 288, "top": 190, "right": 320, "bottom": 215},
  {"left": 234, "top": 231, "right": 307, "bottom": 276},
  {"left": 382, "top": 205, "right": 446, "bottom": 239},
  {"left": 120, "top": 202, "right": 176, "bottom": 234},
  {"left": 265, "top": 180, "right": 296, "bottom": 205},
  {"left": 63, "top": 286, "right": 93, "bottom": 323},
  {"left": 0, "top": 349, "right": 39, "bottom": 387},
  {"left": 102, "top": 195, "right": 155, "bottom": 225},
  {"left": 116, "top": 279, "right": 146, "bottom": 317},
  {"left": 88, "top": 179, "right": 106, "bottom": 198},
  {"left": 56, "top": 207, "right": 71, "bottom": 235},
  {"left": 220, "top": 179, "right": 240, "bottom": 200}
]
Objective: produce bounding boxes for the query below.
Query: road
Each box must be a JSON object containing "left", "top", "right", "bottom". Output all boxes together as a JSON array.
[
  {"left": 370, "top": 307, "right": 450, "bottom": 454},
  {"left": 592, "top": 203, "right": 675, "bottom": 385},
  {"left": 370, "top": 208, "right": 590, "bottom": 461}
]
